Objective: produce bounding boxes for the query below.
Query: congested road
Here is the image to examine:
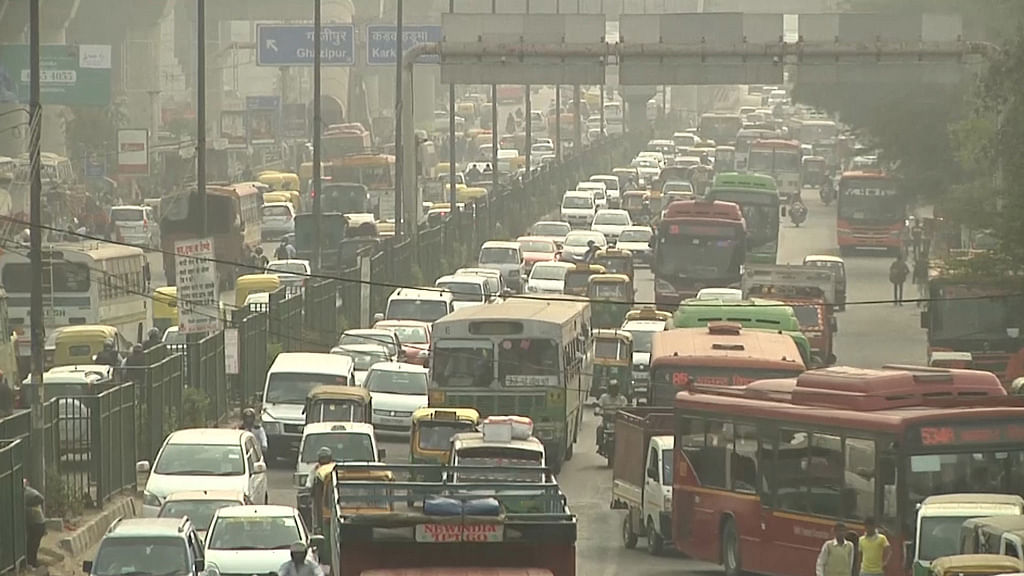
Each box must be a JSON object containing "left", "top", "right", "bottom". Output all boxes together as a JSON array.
[{"left": 256, "top": 189, "right": 928, "bottom": 575}]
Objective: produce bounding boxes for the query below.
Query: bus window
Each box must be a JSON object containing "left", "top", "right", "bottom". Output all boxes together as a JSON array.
[
  {"left": 845, "top": 437, "right": 876, "bottom": 521},
  {"left": 432, "top": 341, "right": 493, "bottom": 388},
  {"left": 498, "top": 338, "right": 559, "bottom": 380}
]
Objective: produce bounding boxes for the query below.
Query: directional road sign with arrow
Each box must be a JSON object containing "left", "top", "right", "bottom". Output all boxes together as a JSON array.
[{"left": 256, "top": 23, "right": 355, "bottom": 67}]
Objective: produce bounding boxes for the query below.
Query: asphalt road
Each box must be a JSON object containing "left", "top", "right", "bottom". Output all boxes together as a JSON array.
[{"left": 255, "top": 189, "right": 930, "bottom": 575}]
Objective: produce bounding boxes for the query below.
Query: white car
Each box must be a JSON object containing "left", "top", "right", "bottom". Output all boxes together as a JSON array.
[
  {"left": 435, "top": 274, "right": 489, "bottom": 311},
  {"left": 364, "top": 362, "right": 429, "bottom": 435},
  {"left": 560, "top": 191, "right": 596, "bottom": 229},
  {"left": 531, "top": 142, "right": 555, "bottom": 156},
  {"left": 576, "top": 181, "right": 607, "bottom": 209},
  {"left": 590, "top": 209, "right": 632, "bottom": 245},
  {"left": 590, "top": 175, "right": 621, "bottom": 206},
  {"left": 205, "top": 505, "right": 315, "bottom": 576},
  {"left": 620, "top": 318, "right": 670, "bottom": 403},
  {"left": 560, "top": 230, "right": 607, "bottom": 263},
  {"left": 616, "top": 226, "right": 653, "bottom": 265},
  {"left": 526, "top": 261, "right": 575, "bottom": 294},
  {"left": 637, "top": 150, "right": 666, "bottom": 167},
  {"left": 696, "top": 287, "right": 744, "bottom": 301},
  {"left": 266, "top": 259, "right": 311, "bottom": 295},
  {"left": 110, "top": 205, "right": 159, "bottom": 247},
  {"left": 138, "top": 428, "right": 269, "bottom": 517},
  {"left": 528, "top": 220, "right": 571, "bottom": 248},
  {"left": 330, "top": 343, "right": 393, "bottom": 386},
  {"left": 293, "top": 422, "right": 382, "bottom": 488},
  {"left": 261, "top": 202, "right": 295, "bottom": 242},
  {"left": 454, "top": 267, "right": 507, "bottom": 301}
]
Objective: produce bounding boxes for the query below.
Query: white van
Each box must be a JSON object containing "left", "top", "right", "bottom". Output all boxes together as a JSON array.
[
  {"left": 259, "top": 353, "right": 356, "bottom": 462},
  {"left": 436, "top": 274, "right": 489, "bottom": 311},
  {"left": 576, "top": 181, "right": 607, "bottom": 209},
  {"left": 561, "top": 190, "right": 596, "bottom": 229},
  {"left": 590, "top": 175, "right": 621, "bottom": 207},
  {"left": 381, "top": 287, "right": 455, "bottom": 324}
]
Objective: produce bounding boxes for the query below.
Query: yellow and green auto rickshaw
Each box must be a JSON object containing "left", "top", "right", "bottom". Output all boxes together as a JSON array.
[
  {"left": 409, "top": 408, "right": 480, "bottom": 490},
  {"left": 152, "top": 286, "right": 178, "bottom": 334},
  {"left": 563, "top": 263, "right": 606, "bottom": 296},
  {"left": 304, "top": 385, "right": 373, "bottom": 425},
  {"left": 235, "top": 274, "right": 281, "bottom": 308},
  {"left": 593, "top": 248, "right": 635, "bottom": 284},
  {"left": 623, "top": 305, "right": 673, "bottom": 327},
  {"left": 588, "top": 274, "right": 633, "bottom": 329},
  {"left": 591, "top": 329, "right": 633, "bottom": 400}
]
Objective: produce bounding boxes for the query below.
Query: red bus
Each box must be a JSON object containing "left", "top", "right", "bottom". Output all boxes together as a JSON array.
[
  {"left": 672, "top": 365, "right": 1024, "bottom": 576},
  {"left": 837, "top": 171, "right": 905, "bottom": 254},
  {"left": 653, "top": 200, "right": 746, "bottom": 311}
]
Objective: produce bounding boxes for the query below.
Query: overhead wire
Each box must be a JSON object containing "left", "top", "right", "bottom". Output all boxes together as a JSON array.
[{"left": 6, "top": 217, "right": 1013, "bottom": 309}]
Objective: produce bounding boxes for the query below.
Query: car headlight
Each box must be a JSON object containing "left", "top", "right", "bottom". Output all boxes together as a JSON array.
[{"left": 143, "top": 491, "right": 163, "bottom": 508}]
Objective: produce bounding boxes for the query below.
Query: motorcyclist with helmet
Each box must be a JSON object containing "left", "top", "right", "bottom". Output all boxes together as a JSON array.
[
  {"left": 595, "top": 380, "right": 629, "bottom": 452},
  {"left": 239, "top": 407, "right": 268, "bottom": 453},
  {"left": 790, "top": 197, "right": 808, "bottom": 227}
]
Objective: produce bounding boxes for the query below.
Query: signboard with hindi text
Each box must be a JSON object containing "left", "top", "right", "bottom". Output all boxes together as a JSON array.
[{"left": 174, "top": 238, "right": 220, "bottom": 334}]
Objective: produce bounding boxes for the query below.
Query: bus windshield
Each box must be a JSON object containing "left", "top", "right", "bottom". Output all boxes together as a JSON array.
[
  {"left": 431, "top": 340, "right": 493, "bottom": 388},
  {"left": 708, "top": 189, "right": 779, "bottom": 249},
  {"left": 749, "top": 148, "right": 801, "bottom": 173},
  {"left": 655, "top": 224, "right": 742, "bottom": 280},
  {"left": 2, "top": 262, "right": 89, "bottom": 293},
  {"left": 498, "top": 338, "right": 560, "bottom": 384},
  {"left": 838, "top": 180, "right": 903, "bottom": 222}
]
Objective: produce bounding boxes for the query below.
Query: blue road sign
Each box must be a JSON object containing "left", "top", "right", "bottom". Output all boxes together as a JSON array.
[
  {"left": 366, "top": 25, "right": 441, "bottom": 65},
  {"left": 256, "top": 24, "right": 354, "bottom": 67},
  {"left": 246, "top": 95, "right": 280, "bottom": 110}
]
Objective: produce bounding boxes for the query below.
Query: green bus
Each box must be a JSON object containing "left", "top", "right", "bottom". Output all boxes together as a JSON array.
[
  {"left": 427, "top": 296, "right": 592, "bottom": 473},
  {"left": 674, "top": 297, "right": 812, "bottom": 366},
  {"left": 706, "top": 173, "right": 781, "bottom": 264}
]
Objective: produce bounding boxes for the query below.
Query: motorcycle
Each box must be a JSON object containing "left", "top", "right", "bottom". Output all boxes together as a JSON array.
[
  {"left": 790, "top": 202, "right": 807, "bottom": 227},
  {"left": 819, "top": 178, "right": 835, "bottom": 205},
  {"left": 597, "top": 418, "right": 616, "bottom": 466}
]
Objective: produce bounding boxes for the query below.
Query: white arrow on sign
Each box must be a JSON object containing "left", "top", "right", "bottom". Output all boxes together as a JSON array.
[{"left": 266, "top": 39, "right": 278, "bottom": 52}]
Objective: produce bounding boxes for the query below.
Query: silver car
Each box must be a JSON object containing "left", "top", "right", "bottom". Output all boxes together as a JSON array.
[
  {"left": 110, "top": 205, "right": 158, "bottom": 248},
  {"left": 477, "top": 241, "right": 525, "bottom": 293}
]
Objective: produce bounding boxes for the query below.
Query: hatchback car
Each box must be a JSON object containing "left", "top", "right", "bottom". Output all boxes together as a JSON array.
[
  {"left": 477, "top": 240, "right": 525, "bottom": 293},
  {"left": 616, "top": 226, "right": 654, "bottom": 265},
  {"left": 515, "top": 236, "right": 558, "bottom": 273},
  {"left": 266, "top": 259, "right": 311, "bottom": 295},
  {"left": 261, "top": 202, "right": 295, "bottom": 241},
  {"left": 435, "top": 274, "right": 489, "bottom": 311},
  {"left": 364, "top": 362, "right": 429, "bottom": 435},
  {"left": 110, "top": 205, "right": 159, "bottom": 248},
  {"left": 204, "top": 505, "right": 318, "bottom": 576},
  {"left": 330, "top": 343, "right": 393, "bottom": 386},
  {"left": 560, "top": 230, "right": 607, "bottom": 263},
  {"left": 526, "top": 261, "right": 575, "bottom": 294},
  {"left": 293, "top": 422, "right": 382, "bottom": 488},
  {"left": 590, "top": 209, "right": 633, "bottom": 245},
  {"left": 157, "top": 490, "right": 247, "bottom": 537},
  {"left": 338, "top": 328, "right": 403, "bottom": 361},
  {"left": 527, "top": 220, "right": 571, "bottom": 248},
  {"left": 138, "top": 428, "right": 268, "bottom": 517},
  {"left": 84, "top": 517, "right": 205, "bottom": 576}
]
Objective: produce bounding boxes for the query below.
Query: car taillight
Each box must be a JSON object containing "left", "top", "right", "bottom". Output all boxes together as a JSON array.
[{"left": 142, "top": 219, "right": 149, "bottom": 230}]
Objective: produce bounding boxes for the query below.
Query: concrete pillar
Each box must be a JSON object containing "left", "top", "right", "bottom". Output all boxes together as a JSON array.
[
  {"left": 622, "top": 86, "right": 656, "bottom": 135},
  {"left": 123, "top": 24, "right": 162, "bottom": 136},
  {"left": 39, "top": 2, "right": 78, "bottom": 156},
  {"left": 412, "top": 65, "right": 436, "bottom": 131}
]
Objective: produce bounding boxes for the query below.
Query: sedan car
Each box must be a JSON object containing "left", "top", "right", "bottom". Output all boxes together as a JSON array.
[
  {"left": 515, "top": 236, "right": 559, "bottom": 273},
  {"left": 364, "top": 362, "right": 429, "bottom": 435},
  {"left": 372, "top": 320, "right": 432, "bottom": 366},
  {"left": 261, "top": 202, "right": 295, "bottom": 241},
  {"left": 560, "top": 230, "right": 607, "bottom": 263},
  {"left": 527, "top": 221, "right": 571, "bottom": 249},
  {"left": 616, "top": 226, "right": 653, "bottom": 265},
  {"left": 330, "top": 343, "right": 393, "bottom": 387},
  {"left": 205, "top": 505, "right": 316, "bottom": 576},
  {"left": 157, "top": 490, "right": 247, "bottom": 538},
  {"left": 590, "top": 209, "right": 633, "bottom": 245},
  {"left": 526, "top": 261, "right": 575, "bottom": 294},
  {"left": 338, "top": 329, "right": 403, "bottom": 362}
]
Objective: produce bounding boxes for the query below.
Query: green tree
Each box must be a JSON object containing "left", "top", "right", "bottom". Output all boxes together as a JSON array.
[{"left": 64, "top": 100, "right": 127, "bottom": 172}]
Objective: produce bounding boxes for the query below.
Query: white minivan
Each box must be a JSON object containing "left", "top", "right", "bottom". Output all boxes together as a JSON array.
[
  {"left": 561, "top": 190, "right": 596, "bottom": 229},
  {"left": 259, "top": 353, "right": 356, "bottom": 462},
  {"left": 380, "top": 287, "right": 455, "bottom": 324}
]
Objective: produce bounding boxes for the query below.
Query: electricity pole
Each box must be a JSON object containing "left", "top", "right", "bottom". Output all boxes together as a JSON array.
[
  {"left": 197, "top": 0, "right": 207, "bottom": 236},
  {"left": 393, "top": 0, "right": 404, "bottom": 235},
  {"left": 312, "top": 0, "right": 323, "bottom": 270},
  {"left": 28, "top": 0, "right": 44, "bottom": 490}
]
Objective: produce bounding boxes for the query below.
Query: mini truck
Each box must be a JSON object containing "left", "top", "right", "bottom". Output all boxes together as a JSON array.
[
  {"left": 741, "top": 264, "right": 838, "bottom": 366},
  {"left": 611, "top": 407, "right": 675, "bottom": 555},
  {"left": 325, "top": 462, "right": 576, "bottom": 576}
]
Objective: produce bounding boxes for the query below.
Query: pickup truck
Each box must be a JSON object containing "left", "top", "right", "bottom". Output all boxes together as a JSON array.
[
  {"left": 327, "top": 463, "right": 576, "bottom": 576},
  {"left": 611, "top": 407, "right": 675, "bottom": 555}
]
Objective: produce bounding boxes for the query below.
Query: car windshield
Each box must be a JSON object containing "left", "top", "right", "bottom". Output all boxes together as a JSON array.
[
  {"left": 267, "top": 262, "right": 307, "bottom": 275},
  {"left": 479, "top": 247, "right": 520, "bottom": 265},
  {"left": 92, "top": 537, "right": 189, "bottom": 576},
  {"left": 418, "top": 421, "right": 475, "bottom": 451},
  {"left": 594, "top": 212, "right": 630, "bottom": 226},
  {"left": 565, "top": 234, "right": 602, "bottom": 247},
  {"left": 918, "top": 515, "right": 978, "bottom": 562},
  {"left": 339, "top": 333, "right": 397, "bottom": 355},
  {"left": 382, "top": 325, "right": 428, "bottom": 344},
  {"left": 531, "top": 222, "right": 569, "bottom": 237},
  {"left": 531, "top": 265, "right": 568, "bottom": 281},
  {"left": 624, "top": 328, "right": 655, "bottom": 353},
  {"left": 619, "top": 229, "right": 652, "bottom": 243},
  {"left": 518, "top": 240, "right": 555, "bottom": 253},
  {"left": 386, "top": 300, "right": 450, "bottom": 323},
  {"left": 158, "top": 500, "right": 240, "bottom": 531},
  {"left": 366, "top": 369, "right": 428, "bottom": 395},
  {"left": 438, "top": 281, "right": 485, "bottom": 302},
  {"left": 154, "top": 444, "right": 244, "bottom": 475},
  {"left": 299, "top": 432, "right": 375, "bottom": 464},
  {"left": 207, "top": 515, "right": 301, "bottom": 551},
  {"left": 262, "top": 205, "right": 291, "bottom": 218},
  {"left": 335, "top": 349, "right": 389, "bottom": 371},
  {"left": 562, "top": 196, "right": 593, "bottom": 209},
  {"left": 110, "top": 208, "right": 144, "bottom": 222},
  {"left": 265, "top": 372, "right": 349, "bottom": 404}
]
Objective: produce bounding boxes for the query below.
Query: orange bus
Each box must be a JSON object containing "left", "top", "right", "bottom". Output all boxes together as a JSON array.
[
  {"left": 648, "top": 323, "right": 805, "bottom": 405},
  {"left": 671, "top": 365, "right": 1023, "bottom": 576},
  {"left": 837, "top": 170, "right": 905, "bottom": 254},
  {"left": 331, "top": 154, "right": 396, "bottom": 221},
  {"left": 160, "top": 182, "right": 263, "bottom": 287}
]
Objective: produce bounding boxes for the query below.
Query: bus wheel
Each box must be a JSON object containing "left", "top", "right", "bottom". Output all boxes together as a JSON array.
[
  {"left": 722, "top": 519, "right": 742, "bottom": 576},
  {"left": 646, "top": 518, "right": 664, "bottom": 556},
  {"left": 622, "top": 515, "right": 638, "bottom": 549}
]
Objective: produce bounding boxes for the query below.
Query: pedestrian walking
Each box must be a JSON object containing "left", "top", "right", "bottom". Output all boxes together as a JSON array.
[
  {"left": 816, "top": 522, "right": 855, "bottom": 576},
  {"left": 913, "top": 258, "right": 928, "bottom": 308},
  {"left": 889, "top": 255, "right": 909, "bottom": 306},
  {"left": 911, "top": 220, "right": 924, "bottom": 260},
  {"left": 857, "top": 518, "right": 891, "bottom": 576},
  {"left": 24, "top": 479, "right": 45, "bottom": 567}
]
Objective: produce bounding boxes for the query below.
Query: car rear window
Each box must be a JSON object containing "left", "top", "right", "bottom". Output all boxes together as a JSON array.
[
  {"left": 110, "top": 208, "right": 144, "bottom": 222},
  {"left": 263, "top": 205, "right": 291, "bottom": 218}
]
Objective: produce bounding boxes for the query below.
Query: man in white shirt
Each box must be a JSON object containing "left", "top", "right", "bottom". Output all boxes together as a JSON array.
[{"left": 816, "top": 521, "right": 855, "bottom": 576}]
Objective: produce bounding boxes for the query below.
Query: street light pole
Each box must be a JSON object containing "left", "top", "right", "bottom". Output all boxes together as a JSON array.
[
  {"left": 312, "top": 0, "right": 323, "bottom": 270},
  {"left": 197, "top": 0, "right": 207, "bottom": 237},
  {"left": 28, "top": 0, "right": 44, "bottom": 491},
  {"left": 448, "top": 0, "right": 456, "bottom": 223},
  {"left": 393, "top": 0, "right": 404, "bottom": 235}
]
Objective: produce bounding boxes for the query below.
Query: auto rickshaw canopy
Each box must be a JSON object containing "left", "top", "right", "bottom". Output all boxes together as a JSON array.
[
  {"left": 305, "top": 385, "right": 372, "bottom": 425},
  {"left": 593, "top": 248, "right": 635, "bottom": 279},
  {"left": 624, "top": 305, "right": 672, "bottom": 324},
  {"left": 928, "top": 555, "right": 1023, "bottom": 576},
  {"left": 593, "top": 329, "right": 633, "bottom": 363},
  {"left": 562, "top": 264, "right": 606, "bottom": 296},
  {"left": 587, "top": 273, "right": 632, "bottom": 302}
]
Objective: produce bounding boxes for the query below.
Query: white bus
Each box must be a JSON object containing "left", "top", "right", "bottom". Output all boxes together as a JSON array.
[
  {"left": 427, "top": 295, "right": 592, "bottom": 473},
  {"left": 1, "top": 242, "right": 150, "bottom": 361}
]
